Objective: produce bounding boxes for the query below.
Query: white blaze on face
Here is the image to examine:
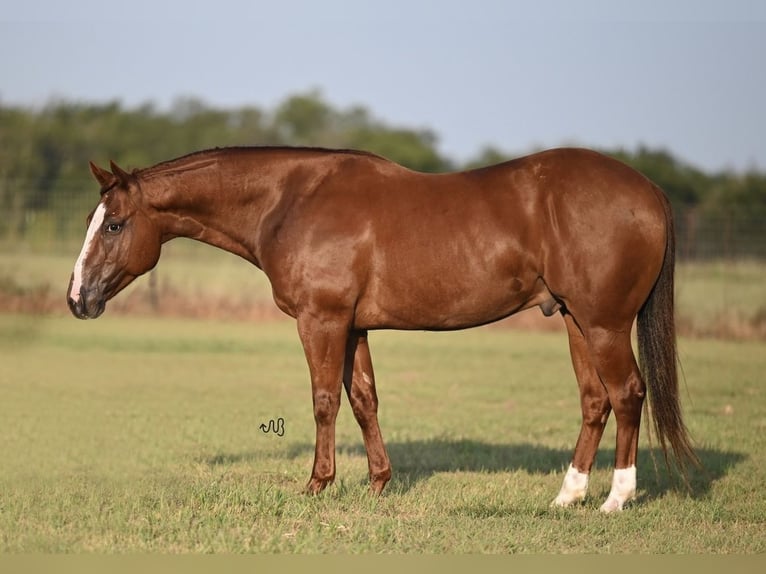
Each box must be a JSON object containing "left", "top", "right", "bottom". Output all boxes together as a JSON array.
[{"left": 69, "top": 203, "right": 107, "bottom": 302}]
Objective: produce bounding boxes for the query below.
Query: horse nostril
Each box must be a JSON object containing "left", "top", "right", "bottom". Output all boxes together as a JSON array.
[
  {"left": 67, "top": 288, "right": 90, "bottom": 319},
  {"left": 67, "top": 295, "right": 84, "bottom": 319}
]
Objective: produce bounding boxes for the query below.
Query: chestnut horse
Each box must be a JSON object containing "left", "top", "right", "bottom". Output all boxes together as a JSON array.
[{"left": 67, "top": 146, "right": 697, "bottom": 511}]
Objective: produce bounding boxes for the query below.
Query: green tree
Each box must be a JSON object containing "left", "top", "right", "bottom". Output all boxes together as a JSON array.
[
  {"left": 1, "top": 93, "right": 764, "bottom": 257},
  {"left": 608, "top": 146, "right": 708, "bottom": 207},
  {"left": 464, "top": 145, "right": 511, "bottom": 170},
  {"left": 273, "top": 90, "right": 334, "bottom": 146}
]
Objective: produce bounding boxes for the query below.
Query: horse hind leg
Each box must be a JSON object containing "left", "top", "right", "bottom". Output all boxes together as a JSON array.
[
  {"left": 552, "top": 312, "right": 612, "bottom": 507},
  {"left": 583, "top": 325, "right": 646, "bottom": 512},
  {"left": 342, "top": 330, "right": 392, "bottom": 494}
]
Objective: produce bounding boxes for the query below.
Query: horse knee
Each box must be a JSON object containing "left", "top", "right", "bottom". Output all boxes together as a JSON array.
[
  {"left": 313, "top": 388, "right": 340, "bottom": 424},
  {"left": 349, "top": 386, "right": 378, "bottom": 427}
]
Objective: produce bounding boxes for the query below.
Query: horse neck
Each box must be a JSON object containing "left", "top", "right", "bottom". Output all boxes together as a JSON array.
[{"left": 141, "top": 153, "right": 284, "bottom": 265}]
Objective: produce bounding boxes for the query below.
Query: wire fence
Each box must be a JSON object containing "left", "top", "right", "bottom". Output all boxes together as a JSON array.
[
  {"left": 1, "top": 184, "right": 765, "bottom": 261},
  {"left": 675, "top": 210, "right": 766, "bottom": 261},
  {"left": 2, "top": 186, "right": 764, "bottom": 339}
]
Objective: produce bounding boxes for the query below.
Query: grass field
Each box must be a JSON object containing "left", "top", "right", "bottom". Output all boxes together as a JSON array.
[{"left": 1, "top": 312, "right": 764, "bottom": 553}]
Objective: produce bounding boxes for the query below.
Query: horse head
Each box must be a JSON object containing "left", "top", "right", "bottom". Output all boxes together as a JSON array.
[{"left": 67, "top": 161, "right": 162, "bottom": 319}]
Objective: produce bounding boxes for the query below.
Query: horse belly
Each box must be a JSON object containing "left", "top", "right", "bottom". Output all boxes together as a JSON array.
[{"left": 355, "top": 254, "right": 542, "bottom": 330}]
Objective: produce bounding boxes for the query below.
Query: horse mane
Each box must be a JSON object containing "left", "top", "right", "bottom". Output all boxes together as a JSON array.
[{"left": 136, "top": 146, "right": 386, "bottom": 180}]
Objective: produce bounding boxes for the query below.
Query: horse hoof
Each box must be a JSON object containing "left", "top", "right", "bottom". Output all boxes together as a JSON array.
[
  {"left": 550, "top": 494, "right": 584, "bottom": 508},
  {"left": 599, "top": 497, "right": 625, "bottom": 513},
  {"left": 368, "top": 469, "right": 391, "bottom": 495},
  {"left": 304, "top": 477, "right": 333, "bottom": 495},
  {"left": 369, "top": 478, "right": 389, "bottom": 496}
]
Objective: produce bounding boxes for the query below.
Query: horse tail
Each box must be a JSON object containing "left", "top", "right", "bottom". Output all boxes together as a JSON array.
[{"left": 637, "top": 189, "right": 700, "bottom": 480}]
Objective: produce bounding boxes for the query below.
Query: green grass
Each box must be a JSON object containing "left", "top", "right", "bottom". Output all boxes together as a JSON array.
[{"left": 1, "top": 314, "right": 764, "bottom": 553}]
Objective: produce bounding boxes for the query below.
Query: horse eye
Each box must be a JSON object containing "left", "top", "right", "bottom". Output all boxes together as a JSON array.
[{"left": 105, "top": 222, "right": 123, "bottom": 234}]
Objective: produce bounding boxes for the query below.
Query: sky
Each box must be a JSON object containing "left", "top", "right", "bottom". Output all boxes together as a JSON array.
[{"left": 2, "top": 0, "right": 766, "bottom": 173}]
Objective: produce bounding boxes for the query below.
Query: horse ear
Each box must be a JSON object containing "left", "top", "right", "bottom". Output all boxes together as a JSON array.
[
  {"left": 109, "top": 160, "right": 133, "bottom": 185},
  {"left": 89, "top": 161, "right": 116, "bottom": 188}
]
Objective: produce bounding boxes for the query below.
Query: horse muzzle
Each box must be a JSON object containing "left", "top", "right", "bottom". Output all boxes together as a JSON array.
[{"left": 67, "top": 277, "right": 106, "bottom": 320}]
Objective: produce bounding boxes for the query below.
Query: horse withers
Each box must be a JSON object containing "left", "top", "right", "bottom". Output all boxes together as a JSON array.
[{"left": 67, "top": 146, "right": 698, "bottom": 511}]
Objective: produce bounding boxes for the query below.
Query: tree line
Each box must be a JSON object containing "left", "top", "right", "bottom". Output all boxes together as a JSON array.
[{"left": 1, "top": 90, "right": 764, "bottom": 257}]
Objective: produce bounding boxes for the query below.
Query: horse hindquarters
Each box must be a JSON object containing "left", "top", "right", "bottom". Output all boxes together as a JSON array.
[{"left": 551, "top": 185, "right": 701, "bottom": 510}]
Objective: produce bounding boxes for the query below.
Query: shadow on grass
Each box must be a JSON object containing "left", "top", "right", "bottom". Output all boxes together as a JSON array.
[{"left": 202, "top": 438, "right": 745, "bottom": 502}]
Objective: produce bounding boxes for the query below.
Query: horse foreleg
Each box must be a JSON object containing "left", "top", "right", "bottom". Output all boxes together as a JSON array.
[
  {"left": 297, "top": 311, "right": 350, "bottom": 495},
  {"left": 342, "top": 331, "right": 392, "bottom": 494},
  {"left": 552, "top": 313, "right": 612, "bottom": 507}
]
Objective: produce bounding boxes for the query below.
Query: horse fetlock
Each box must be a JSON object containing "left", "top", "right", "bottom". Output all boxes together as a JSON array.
[
  {"left": 551, "top": 464, "right": 589, "bottom": 507},
  {"left": 369, "top": 467, "right": 392, "bottom": 495},
  {"left": 369, "top": 476, "right": 390, "bottom": 496},
  {"left": 599, "top": 465, "right": 637, "bottom": 512},
  {"left": 305, "top": 474, "right": 335, "bottom": 495}
]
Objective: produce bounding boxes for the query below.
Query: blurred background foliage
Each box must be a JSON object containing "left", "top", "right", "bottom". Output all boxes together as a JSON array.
[{"left": 1, "top": 89, "right": 765, "bottom": 257}]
